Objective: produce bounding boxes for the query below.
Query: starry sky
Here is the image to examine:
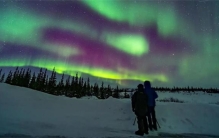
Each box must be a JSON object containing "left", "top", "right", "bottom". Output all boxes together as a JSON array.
[{"left": 0, "top": 0, "right": 218, "bottom": 88}]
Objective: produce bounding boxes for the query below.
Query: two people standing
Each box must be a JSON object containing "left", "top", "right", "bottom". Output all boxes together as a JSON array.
[{"left": 131, "top": 80, "right": 158, "bottom": 136}]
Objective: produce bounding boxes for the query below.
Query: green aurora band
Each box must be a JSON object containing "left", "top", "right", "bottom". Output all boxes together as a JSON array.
[
  {"left": 82, "top": 0, "right": 178, "bottom": 36},
  {"left": 103, "top": 33, "right": 149, "bottom": 56},
  {"left": 0, "top": 7, "right": 149, "bottom": 57},
  {"left": 0, "top": 58, "right": 168, "bottom": 82}
]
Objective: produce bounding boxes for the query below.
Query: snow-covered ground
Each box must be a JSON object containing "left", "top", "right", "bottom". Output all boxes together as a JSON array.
[{"left": 0, "top": 83, "right": 219, "bottom": 138}]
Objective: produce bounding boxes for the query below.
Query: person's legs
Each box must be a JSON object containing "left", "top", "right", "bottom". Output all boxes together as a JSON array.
[
  {"left": 135, "top": 116, "right": 144, "bottom": 136},
  {"left": 151, "top": 106, "right": 157, "bottom": 130},
  {"left": 147, "top": 108, "right": 153, "bottom": 130},
  {"left": 143, "top": 116, "right": 149, "bottom": 134}
]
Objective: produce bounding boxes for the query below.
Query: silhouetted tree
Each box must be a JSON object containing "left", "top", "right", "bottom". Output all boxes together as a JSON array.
[
  {"left": 20, "top": 69, "right": 26, "bottom": 86},
  {"left": 93, "top": 83, "right": 99, "bottom": 98},
  {"left": 12, "top": 67, "right": 19, "bottom": 85},
  {"left": 57, "top": 73, "right": 64, "bottom": 95},
  {"left": 187, "top": 87, "right": 190, "bottom": 92},
  {"left": 74, "top": 73, "right": 79, "bottom": 97},
  {"left": 69, "top": 76, "right": 75, "bottom": 97},
  {"left": 82, "top": 81, "right": 86, "bottom": 97},
  {"left": 41, "top": 69, "right": 47, "bottom": 91},
  {"left": 113, "top": 85, "right": 119, "bottom": 98},
  {"left": 90, "top": 85, "right": 94, "bottom": 96},
  {"left": 0, "top": 69, "right": 2, "bottom": 78},
  {"left": 17, "top": 68, "right": 24, "bottom": 86},
  {"left": 44, "top": 75, "right": 49, "bottom": 92},
  {"left": 29, "top": 72, "right": 36, "bottom": 89},
  {"left": 0, "top": 69, "right": 3, "bottom": 83},
  {"left": 36, "top": 68, "right": 43, "bottom": 91},
  {"left": 107, "top": 84, "right": 112, "bottom": 98},
  {"left": 5, "top": 71, "right": 13, "bottom": 84},
  {"left": 22, "top": 68, "right": 31, "bottom": 87},
  {"left": 77, "top": 77, "right": 83, "bottom": 97},
  {"left": 86, "top": 77, "right": 91, "bottom": 96},
  {"left": 65, "top": 75, "right": 71, "bottom": 96},
  {"left": 48, "top": 68, "right": 57, "bottom": 95},
  {"left": 100, "top": 82, "right": 105, "bottom": 99}
]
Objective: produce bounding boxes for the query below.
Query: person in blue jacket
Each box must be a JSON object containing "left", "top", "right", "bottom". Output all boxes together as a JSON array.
[{"left": 144, "top": 80, "right": 158, "bottom": 130}]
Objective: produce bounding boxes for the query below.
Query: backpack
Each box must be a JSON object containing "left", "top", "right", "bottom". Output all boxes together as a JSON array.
[{"left": 135, "top": 91, "right": 148, "bottom": 116}]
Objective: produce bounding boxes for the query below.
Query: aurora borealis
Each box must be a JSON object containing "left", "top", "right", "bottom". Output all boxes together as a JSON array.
[{"left": 0, "top": 0, "right": 218, "bottom": 88}]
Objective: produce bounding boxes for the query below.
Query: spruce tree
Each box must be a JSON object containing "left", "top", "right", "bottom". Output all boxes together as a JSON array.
[
  {"left": 70, "top": 76, "right": 75, "bottom": 97},
  {"left": 77, "top": 77, "right": 82, "bottom": 98},
  {"left": 20, "top": 69, "right": 26, "bottom": 86},
  {"left": 36, "top": 68, "right": 43, "bottom": 90},
  {"left": 65, "top": 75, "right": 71, "bottom": 97},
  {"left": 90, "top": 85, "right": 94, "bottom": 96},
  {"left": 86, "top": 77, "right": 91, "bottom": 96},
  {"left": 100, "top": 82, "right": 105, "bottom": 99},
  {"left": 12, "top": 67, "right": 19, "bottom": 85},
  {"left": 107, "top": 84, "right": 112, "bottom": 98},
  {"left": 5, "top": 71, "right": 13, "bottom": 84},
  {"left": 0, "top": 69, "right": 2, "bottom": 83},
  {"left": 74, "top": 73, "right": 79, "bottom": 97},
  {"left": 44, "top": 75, "right": 49, "bottom": 92},
  {"left": 41, "top": 69, "right": 47, "bottom": 91},
  {"left": 113, "top": 85, "right": 119, "bottom": 98},
  {"left": 188, "top": 86, "right": 190, "bottom": 93},
  {"left": 57, "top": 73, "right": 64, "bottom": 95},
  {"left": 82, "top": 81, "right": 86, "bottom": 97},
  {"left": 0, "top": 69, "right": 2, "bottom": 78},
  {"left": 48, "top": 67, "right": 57, "bottom": 95},
  {"left": 94, "top": 83, "right": 99, "bottom": 98},
  {"left": 24, "top": 68, "right": 31, "bottom": 87},
  {"left": 80, "top": 77, "right": 85, "bottom": 97},
  {"left": 29, "top": 72, "right": 36, "bottom": 89},
  {"left": 81, "top": 78, "right": 84, "bottom": 93},
  {"left": 17, "top": 68, "right": 24, "bottom": 86}
]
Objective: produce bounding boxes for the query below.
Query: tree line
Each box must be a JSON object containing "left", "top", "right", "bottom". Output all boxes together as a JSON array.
[
  {"left": 0, "top": 67, "right": 130, "bottom": 99},
  {"left": 152, "top": 86, "right": 219, "bottom": 93},
  {"left": 0, "top": 68, "right": 218, "bottom": 98}
]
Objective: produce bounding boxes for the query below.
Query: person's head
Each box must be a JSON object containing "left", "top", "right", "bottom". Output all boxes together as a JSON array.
[
  {"left": 137, "top": 84, "right": 144, "bottom": 92},
  {"left": 144, "top": 80, "right": 151, "bottom": 89}
]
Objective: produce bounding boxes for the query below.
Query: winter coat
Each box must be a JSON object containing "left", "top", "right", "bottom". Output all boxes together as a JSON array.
[
  {"left": 144, "top": 81, "right": 158, "bottom": 107},
  {"left": 131, "top": 90, "right": 148, "bottom": 116}
]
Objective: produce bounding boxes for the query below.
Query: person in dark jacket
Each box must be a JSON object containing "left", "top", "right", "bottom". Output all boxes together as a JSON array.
[
  {"left": 144, "top": 80, "right": 158, "bottom": 130},
  {"left": 131, "top": 84, "right": 149, "bottom": 136}
]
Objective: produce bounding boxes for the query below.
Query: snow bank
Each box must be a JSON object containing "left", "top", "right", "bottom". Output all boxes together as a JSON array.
[
  {"left": 120, "top": 91, "right": 219, "bottom": 104},
  {"left": 0, "top": 83, "right": 219, "bottom": 138},
  {"left": 157, "top": 91, "right": 219, "bottom": 104}
]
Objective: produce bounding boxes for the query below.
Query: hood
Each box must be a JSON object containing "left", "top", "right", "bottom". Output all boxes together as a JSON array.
[
  {"left": 138, "top": 84, "right": 144, "bottom": 92},
  {"left": 144, "top": 81, "right": 151, "bottom": 89}
]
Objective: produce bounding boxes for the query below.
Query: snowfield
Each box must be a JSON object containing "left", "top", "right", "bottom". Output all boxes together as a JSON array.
[{"left": 0, "top": 83, "right": 219, "bottom": 138}]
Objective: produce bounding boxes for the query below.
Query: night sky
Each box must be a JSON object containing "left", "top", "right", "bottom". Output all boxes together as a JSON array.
[{"left": 0, "top": 0, "right": 218, "bottom": 88}]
